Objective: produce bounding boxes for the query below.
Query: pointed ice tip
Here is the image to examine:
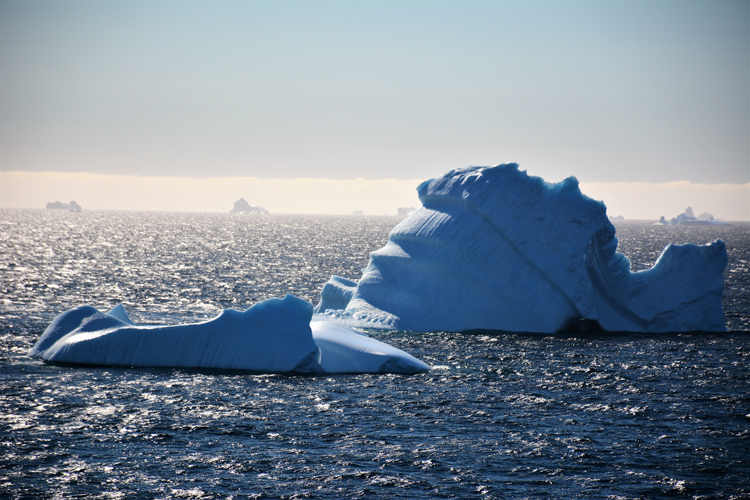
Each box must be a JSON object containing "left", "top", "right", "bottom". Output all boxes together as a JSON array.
[
  {"left": 106, "top": 304, "right": 134, "bottom": 325},
  {"left": 561, "top": 176, "right": 580, "bottom": 189}
]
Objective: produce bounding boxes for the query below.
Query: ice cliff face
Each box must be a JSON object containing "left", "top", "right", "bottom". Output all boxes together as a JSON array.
[{"left": 316, "top": 163, "right": 728, "bottom": 333}]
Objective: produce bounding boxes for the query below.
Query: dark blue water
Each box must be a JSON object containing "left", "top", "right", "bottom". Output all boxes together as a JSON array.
[{"left": 1, "top": 210, "right": 748, "bottom": 499}]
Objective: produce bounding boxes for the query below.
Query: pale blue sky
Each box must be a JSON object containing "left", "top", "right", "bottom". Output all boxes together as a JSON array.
[{"left": 2, "top": 0, "right": 748, "bottom": 186}]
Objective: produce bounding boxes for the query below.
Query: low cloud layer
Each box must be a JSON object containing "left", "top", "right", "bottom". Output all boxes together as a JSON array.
[{"left": 2, "top": 171, "right": 748, "bottom": 220}]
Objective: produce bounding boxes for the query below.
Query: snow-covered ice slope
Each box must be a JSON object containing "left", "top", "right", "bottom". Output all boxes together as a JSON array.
[
  {"left": 316, "top": 163, "right": 728, "bottom": 333},
  {"left": 29, "top": 295, "right": 430, "bottom": 374}
]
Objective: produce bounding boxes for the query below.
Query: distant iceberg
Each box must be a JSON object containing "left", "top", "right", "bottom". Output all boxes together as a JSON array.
[
  {"left": 315, "top": 164, "right": 728, "bottom": 333},
  {"left": 46, "top": 201, "right": 82, "bottom": 212},
  {"left": 29, "top": 295, "right": 429, "bottom": 374},
  {"left": 656, "top": 207, "right": 731, "bottom": 226},
  {"left": 230, "top": 198, "right": 268, "bottom": 214},
  {"left": 397, "top": 207, "right": 417, "bottom": 217}
]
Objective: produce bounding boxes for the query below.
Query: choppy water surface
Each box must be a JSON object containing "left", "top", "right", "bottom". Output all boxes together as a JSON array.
[{"left": 1, "top": 210, "right": 748, "bottom": 499}]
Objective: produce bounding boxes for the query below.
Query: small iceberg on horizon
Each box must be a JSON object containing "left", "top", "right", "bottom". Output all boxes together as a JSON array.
[
  {"left": 655, "top": 206, "right": 731, "bottom": 226},
  {"left": 46, "top": 201, "right": 82, "bottom": 212},
  {"left": 230, "top": 198, "right": 268, "bottom": 214},
  {"left": 29, "top": 295, "right": 430, "bottom": 374}
]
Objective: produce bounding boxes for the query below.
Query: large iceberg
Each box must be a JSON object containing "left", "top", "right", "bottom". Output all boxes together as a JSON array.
[
  {"left": 29, "top": 295, "right": 430, "bottom": 374},
  {"left": 315, "top": 163, "right": 728, "bottom": 333}
]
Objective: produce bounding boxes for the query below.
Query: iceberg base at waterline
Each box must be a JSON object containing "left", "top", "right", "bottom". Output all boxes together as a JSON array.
[{"left": 28, "top": 295, "right": 430, "bottom": 374}]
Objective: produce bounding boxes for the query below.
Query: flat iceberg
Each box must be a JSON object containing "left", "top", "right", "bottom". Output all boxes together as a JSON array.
[
  {"left": 29, "top": 295, "right": 430, "bottom": 374},
  {"left": 315, "top": 163, "right": 728, "bottom": 333}
]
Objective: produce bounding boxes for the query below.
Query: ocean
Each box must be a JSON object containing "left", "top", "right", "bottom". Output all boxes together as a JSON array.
[{"left": 1, "top": 209, "right": 748, "bottom": 499}]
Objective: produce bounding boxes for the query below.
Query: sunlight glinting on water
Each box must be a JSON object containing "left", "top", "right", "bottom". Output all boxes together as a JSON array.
[{"left": 0, "top": 211, "right": 748, "bottom": 498}]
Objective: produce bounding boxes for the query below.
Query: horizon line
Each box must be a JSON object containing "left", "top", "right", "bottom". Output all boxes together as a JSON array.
[
  {"left": 3, "top": 169, "right": 749, "bottom": 186},
  {"left": 2, "top": 170, "right": 749, "bottom": 220}
]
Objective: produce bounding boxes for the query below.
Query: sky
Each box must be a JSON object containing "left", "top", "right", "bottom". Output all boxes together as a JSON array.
[{"left": 1, "top": 0, "right": 748, "bottom": 218}]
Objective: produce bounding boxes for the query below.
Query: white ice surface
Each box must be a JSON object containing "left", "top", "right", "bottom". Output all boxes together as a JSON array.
[
  {"left": 311, "top": 321, "right": 429, "bottom": 373},
  {"left": 316, "top": 163, "right": 728, "bottom": 333},
  {"left": 29, "top": 295, "right": 430, "bottom": 374}
]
